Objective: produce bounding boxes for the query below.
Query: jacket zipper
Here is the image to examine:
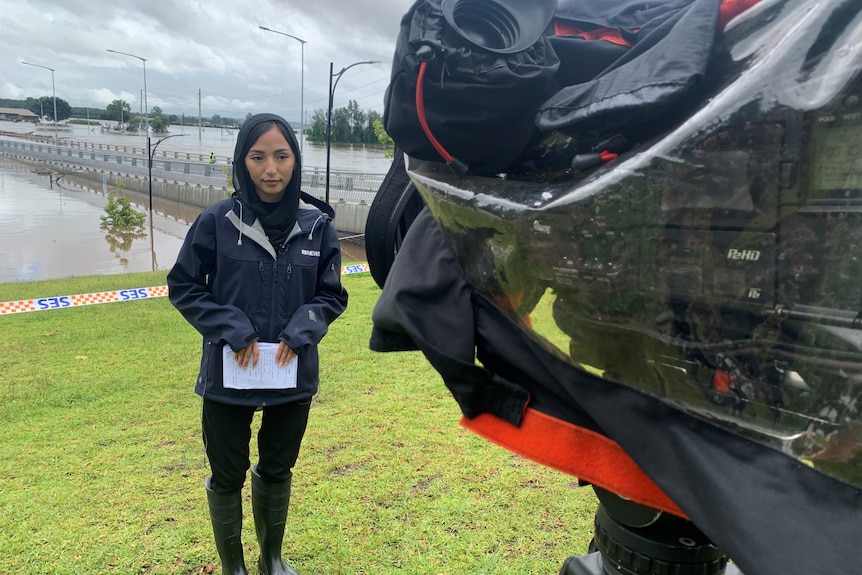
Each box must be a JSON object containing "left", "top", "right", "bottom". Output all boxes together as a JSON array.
[
  {"left": 270, "top": 260, "right": 278, "bottom": 342},
  {"left": 258, "top": 260, "right": 265, "bottom": 317}
]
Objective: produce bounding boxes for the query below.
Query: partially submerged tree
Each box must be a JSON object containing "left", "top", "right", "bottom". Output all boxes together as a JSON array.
[
  {"left": 149, "top": 114, "right": 170, "bottom": 133},
  {"left": 101, "top": 191, "right": 146, "bottom": 228},
  {"left": 105, "top": 99, "right": 132, "bottom": 123},
  {"left": 25, "top": 96, "right": 72, "bottom": 121}
]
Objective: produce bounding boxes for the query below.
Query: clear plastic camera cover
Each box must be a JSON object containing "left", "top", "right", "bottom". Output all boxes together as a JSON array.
[{"left": 406, "top": 0, "right": 862, "bottom": 489}]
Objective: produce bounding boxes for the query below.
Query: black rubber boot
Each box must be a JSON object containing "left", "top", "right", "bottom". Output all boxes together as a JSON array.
[
  {"left": 205, "top": 477, "right": 249, "bottom": 575},
  {"left": 251, "top": 465, "right": 299, "bottom": 575}
]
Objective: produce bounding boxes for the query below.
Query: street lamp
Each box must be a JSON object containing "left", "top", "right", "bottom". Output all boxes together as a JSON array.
[
  {"left": 107, "top": 49, "right": 148, "bottom": 137},
  {"left": 21, "top": 61, "right": 58, "bottom": 145},
  {"left": 326, "top": 60, "right": 381, "bottom": 205},
  {"left": 147, "top": 134, "right": 186, "bottom": 269},
  {"left": 259, "top": 26, "right": 306, "bottom": 156}
]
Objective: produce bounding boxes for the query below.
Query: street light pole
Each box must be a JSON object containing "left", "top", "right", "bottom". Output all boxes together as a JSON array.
[
  {"left": 258, "top": 26, "right": 306, "bottom": 156},
  {"left": 147, "top": 134, "right": 186, "bottom": 270},
  {"left": 107, "top": 49, "right": 148, "bottom": 137},
  {"left": 21, "top": 61, "right": 58, "bottom": 145},
  {"left": 325, "top": 60, "right": 381, "bottom": 205}
]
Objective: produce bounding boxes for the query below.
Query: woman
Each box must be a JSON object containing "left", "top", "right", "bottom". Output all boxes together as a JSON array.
[{"left": 168, "top": 113, "right": 348, "bottom": 575}]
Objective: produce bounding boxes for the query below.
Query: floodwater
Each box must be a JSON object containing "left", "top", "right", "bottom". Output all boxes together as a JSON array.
[
  {"left": 0, "top": 159, "right": 372, "bottom": 285},
  {"left": 0, "top": 119, "right": 393, "bottom": 173},
  {"left": 0, "top": 120, "right": 383, "bottom": 285},
  {"left": 0, "top": 156, "right": 190, "bottom": 284}
]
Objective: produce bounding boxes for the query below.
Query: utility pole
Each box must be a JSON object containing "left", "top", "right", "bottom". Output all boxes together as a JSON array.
[
  {"left": 21, "top": 61, "right": 58, "bottom": 145},
  {"left": 106, "top": 49, "right": 148, "bottom": 137}
]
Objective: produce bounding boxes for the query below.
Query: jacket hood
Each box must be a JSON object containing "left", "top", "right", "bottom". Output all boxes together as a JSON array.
[
  {"left": 233, "top": 113, "right": 302, "bottom": 204},
  {"left": 232, "top": 113, "right": 303, "bottom": 247}
]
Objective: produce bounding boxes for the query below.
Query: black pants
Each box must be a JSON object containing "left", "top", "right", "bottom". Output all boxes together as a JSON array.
[{"left": 202, "top": 398, "right": 311, "bottom": 492}]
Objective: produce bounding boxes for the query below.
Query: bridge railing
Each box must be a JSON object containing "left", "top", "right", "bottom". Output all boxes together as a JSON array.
[{"left": 0, "top": 137, "right": 384, "bottom": 204}]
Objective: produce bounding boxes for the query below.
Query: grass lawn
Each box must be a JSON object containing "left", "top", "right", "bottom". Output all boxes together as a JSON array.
[{"left": 0, "top": 270, "right": 596, "bottom": 574}]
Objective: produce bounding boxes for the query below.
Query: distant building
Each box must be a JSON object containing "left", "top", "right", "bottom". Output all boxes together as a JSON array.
[{"left": 0, "top": 108, "right": 39, "bottom": 122}]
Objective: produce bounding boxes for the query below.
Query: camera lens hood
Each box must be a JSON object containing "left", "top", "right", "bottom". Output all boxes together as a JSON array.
[{"left": 440, "top": 0, "right": 558, "bottom": 54}]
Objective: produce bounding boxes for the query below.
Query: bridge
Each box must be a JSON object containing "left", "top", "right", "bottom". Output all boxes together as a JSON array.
[{"left": 0, "top": 135, "right": 384, "bottom": 234}]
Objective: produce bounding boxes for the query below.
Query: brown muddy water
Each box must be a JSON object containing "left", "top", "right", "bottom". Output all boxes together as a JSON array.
[{"left": 0, "top": 156, "right": 366, "bottom": 285}]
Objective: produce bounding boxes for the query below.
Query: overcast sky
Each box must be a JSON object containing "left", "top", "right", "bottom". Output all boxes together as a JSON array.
[{"left": 0, "top": 0, "right": 415, "bottom": 123}]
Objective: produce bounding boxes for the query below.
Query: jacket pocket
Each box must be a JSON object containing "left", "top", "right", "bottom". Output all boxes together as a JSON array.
[{"left": 280, "top": 258, "right": 314, "bottom": 320}]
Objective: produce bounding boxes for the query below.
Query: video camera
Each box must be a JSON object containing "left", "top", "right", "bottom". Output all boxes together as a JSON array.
[
  {"left": 389, "top": 0, "right": 862, "bottom": 489},
  {"left": 368, "top": 1, "right": 862, "bottom": 573},
  {"left": 517, "top": 74, "right": 862, "bottom": 478}
]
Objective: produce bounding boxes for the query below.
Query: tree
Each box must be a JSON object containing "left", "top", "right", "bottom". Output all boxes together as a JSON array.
[
  {"left": 365, "top": 110, "right": 383, "bottom": 144},
  {"left": 305, "top": 105, "right": 390, "bottom": 145},
  {"left": 106, "top": 99, "right": 131, "bottom": 123},
  {"left": 373, "top": 118, "right": 395, "bottom": 159},
  {"left": 210, "top": 114, "right": 223, "bottom": 127},
  {"left": 70, "top": 106, "right": 105, "bottom": 121},
  {"left": 347, "top": 100, "right": 368, "bottom": 143},
  {"left": 332, "top": 107, "right": 351, "bottom": 144},
  {"left": 151, "top": 106, "right": 163, "bottom": 116},
  {"left": 25, "top": 96, "right": 72, "bottom": 121},
  {"left": 126, "top": 114, "right": 142, "bottom": 131},
  {"left": 307, "top": 110, "right": 327, "bottom": 142},
  {"left": 149, "top": 114, "right": 170, "bottom": 133},
  {"left": 101, "top": 192, "right": 146, "bottom": 228}
]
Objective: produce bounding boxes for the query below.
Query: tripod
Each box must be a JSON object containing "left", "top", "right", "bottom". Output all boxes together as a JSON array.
[{"left": 560, "top": 488, "right": 744, "bottom": 575}]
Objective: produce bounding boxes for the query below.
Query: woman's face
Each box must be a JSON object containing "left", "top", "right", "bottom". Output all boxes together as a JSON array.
[{"left": 244, "top": 125, "right": 296, "bottom": 203}]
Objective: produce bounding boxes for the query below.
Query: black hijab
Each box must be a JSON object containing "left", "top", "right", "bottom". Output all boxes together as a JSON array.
[{"left": 233, "top": 113, "right": 302, "bottom": 248}]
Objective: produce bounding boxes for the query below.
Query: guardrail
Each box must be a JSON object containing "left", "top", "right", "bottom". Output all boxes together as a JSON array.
[{"left": 0, "top": 137, "right": 384, "bottom": 205}]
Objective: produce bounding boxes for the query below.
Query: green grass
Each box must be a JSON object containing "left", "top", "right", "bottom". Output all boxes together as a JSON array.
[{"left": 0, "top": 271, "right": 596, "bottom": 574}]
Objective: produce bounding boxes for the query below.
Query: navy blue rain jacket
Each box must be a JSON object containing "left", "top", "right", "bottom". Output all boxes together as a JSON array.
[{"left": 168, "top": 195, "right": 348, "bottom": 406}]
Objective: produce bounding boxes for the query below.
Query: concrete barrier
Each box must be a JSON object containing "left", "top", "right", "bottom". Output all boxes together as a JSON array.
[
  {"left": 332, "top": 200, "right": 372, "bottom": 234},
  {"left": 0, "top": 150, "right": 372, "bottom": 234}
]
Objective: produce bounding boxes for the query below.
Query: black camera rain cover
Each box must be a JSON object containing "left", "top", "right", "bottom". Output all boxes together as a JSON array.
[
  {"left": 371, "top": 1, "right": 862, "bottom": 574},
  {"left": 382, "top": 0, "right": 561, "bottom": 174},
  {"left": 538, "top": 0, "right": 722, "bottom": 138}
]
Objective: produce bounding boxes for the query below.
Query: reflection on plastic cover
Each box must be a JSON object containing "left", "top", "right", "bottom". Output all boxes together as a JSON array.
[{"left": 407, "top": 35, "right": 862, "bottom": 489}]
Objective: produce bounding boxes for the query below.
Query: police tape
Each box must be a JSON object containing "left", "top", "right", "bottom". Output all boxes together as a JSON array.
[
  {"left": 0, "top": 286, "right": 169, "bottom": 315},
  {"left": 341, "top": 263, "right": 370, "bottom": 275},
  {"left": 0, "top": 263, "right": 371, "bottom": 316}
]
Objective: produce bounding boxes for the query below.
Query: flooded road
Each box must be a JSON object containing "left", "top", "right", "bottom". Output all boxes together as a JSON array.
[{"left": 0, "top": 119, "right": 393, "bottom": 173}]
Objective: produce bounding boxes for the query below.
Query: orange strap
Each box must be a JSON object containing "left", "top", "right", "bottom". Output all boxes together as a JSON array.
[
  {"left": 719, "top": 0, "right": 762, "bottom": 29},
  {"left": 553, "top": 22, "right": 634, "bottom": 47},
  {"left": 461, "top": 408, "right": 687, "bottom": 518}
]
